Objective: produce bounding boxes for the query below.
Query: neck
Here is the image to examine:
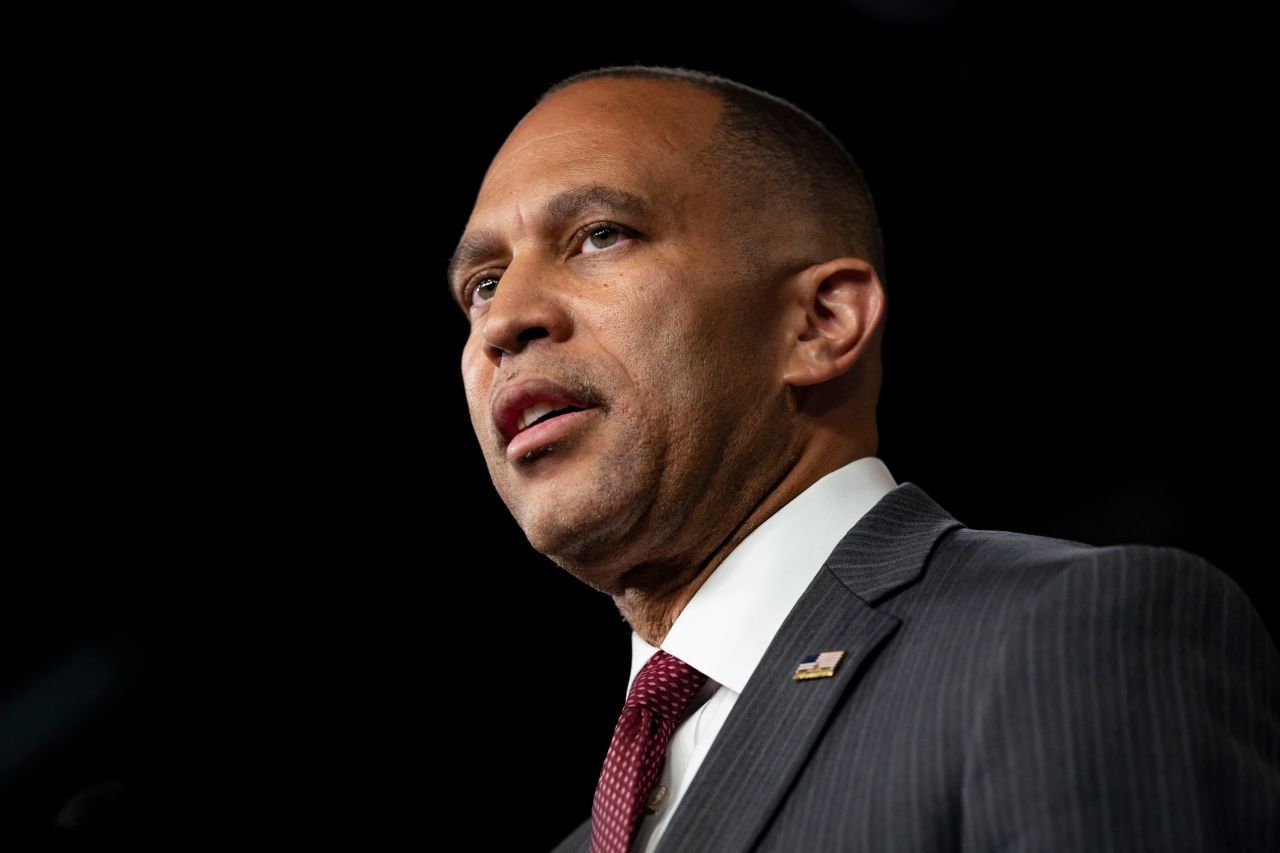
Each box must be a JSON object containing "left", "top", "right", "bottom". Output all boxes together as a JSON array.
[{"left": 613, "top": 439, "right": 876, "bottom": 647}]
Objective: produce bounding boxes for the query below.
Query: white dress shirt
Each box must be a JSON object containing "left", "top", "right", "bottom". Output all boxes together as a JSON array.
[{"left": 625, "top": 455, "right": 898, "bottom": 852}]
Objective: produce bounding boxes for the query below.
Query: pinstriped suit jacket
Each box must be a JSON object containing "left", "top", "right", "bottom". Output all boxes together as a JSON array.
[{"left": 552, "top": 481, "right": 1280, "bottom": 851}]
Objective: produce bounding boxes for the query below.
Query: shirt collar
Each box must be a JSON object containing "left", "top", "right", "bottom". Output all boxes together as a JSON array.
[{"left": 627, "top": 455, "right": 897, "bottom": 697}]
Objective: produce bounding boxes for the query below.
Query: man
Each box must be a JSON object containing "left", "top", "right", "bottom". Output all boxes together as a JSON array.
[{"left": 448, "top": 64, "right": 1279, "bottom": 851}]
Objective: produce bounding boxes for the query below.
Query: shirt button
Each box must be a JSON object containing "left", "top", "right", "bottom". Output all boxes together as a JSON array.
[{"left": 646, "top": 784, "right": 669, "bottom": 812}]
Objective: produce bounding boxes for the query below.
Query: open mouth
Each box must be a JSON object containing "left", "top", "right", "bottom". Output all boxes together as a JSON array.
[
  {"left": 517, "top": 401, "right": 585, "bottom": 433},
  {"left": 492, "top": 379, "right": 601, "bottom": 456},
  {"left": 505, "top": 401, "right": 595, "bottom": 463}
]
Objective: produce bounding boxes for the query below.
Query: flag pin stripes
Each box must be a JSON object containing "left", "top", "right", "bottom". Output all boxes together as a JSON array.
[{"left": 792, "top": 650, "right": 846, "bottom": 681}]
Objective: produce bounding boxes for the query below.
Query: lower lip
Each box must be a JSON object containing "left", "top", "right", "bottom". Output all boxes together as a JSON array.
[{"left": 506, "top": 408, "right": 597, "bottom": 463}]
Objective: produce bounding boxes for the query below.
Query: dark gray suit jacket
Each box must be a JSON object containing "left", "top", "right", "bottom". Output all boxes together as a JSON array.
[{"left": 553, "top": 481, "right": 1280, "bottom": 851}]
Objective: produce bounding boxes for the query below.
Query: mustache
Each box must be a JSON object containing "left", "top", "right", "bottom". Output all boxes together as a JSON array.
[{"left": 490, "top": 364, "right": 613, "bottom": 422}]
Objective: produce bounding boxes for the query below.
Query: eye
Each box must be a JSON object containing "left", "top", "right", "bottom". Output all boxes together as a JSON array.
[
  {"left": 463, "top": 274, "right": 496, "bottom": 307},
  {"left": 579, "top": 224, "right": 630, "bottom": 255},
  {"left": 469, "top": 276, "right": 499, "bottom": 306},
  {"left": 461, "top": 222, "right": 635, "bottom": 311}
]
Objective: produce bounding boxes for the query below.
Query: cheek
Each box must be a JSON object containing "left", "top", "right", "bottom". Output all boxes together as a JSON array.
[
  {"left": 630, "top": 320, "right": 728, "bottom": 428},
  {"left": 460, "top": 343, "right": 493, "bottom": 431}
]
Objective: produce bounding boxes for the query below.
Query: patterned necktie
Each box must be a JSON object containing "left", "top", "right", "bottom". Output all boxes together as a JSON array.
[{"left": 590, "top": 649, "right": 709, "bottom": 853}]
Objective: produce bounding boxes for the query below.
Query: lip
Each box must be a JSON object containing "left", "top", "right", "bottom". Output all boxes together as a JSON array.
[
  {"left": 505, "top": 407, "right": 596, "bottom": 462},
  {"left": 491, "top": 377, "right": 598, "bottom": 454}
]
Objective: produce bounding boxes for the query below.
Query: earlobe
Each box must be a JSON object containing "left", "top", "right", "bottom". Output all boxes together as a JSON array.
[{"left": 781, "top": 258, "right": 885, "bottom": 388}]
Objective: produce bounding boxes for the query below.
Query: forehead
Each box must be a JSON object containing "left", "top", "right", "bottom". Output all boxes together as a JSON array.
[{"left": 468, "top": 78, "right": 725, "bottom": 224}]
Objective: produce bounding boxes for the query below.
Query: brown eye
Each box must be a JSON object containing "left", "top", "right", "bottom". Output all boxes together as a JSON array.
[
  {"left": 582, "top": 227, "right": 621, "bottom": 254},
  {"left": 472, "top": 277, "right": 499, "bottom": 304}
]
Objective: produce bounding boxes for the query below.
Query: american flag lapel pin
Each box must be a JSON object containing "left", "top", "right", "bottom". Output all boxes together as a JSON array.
[{"left": 792, "top": 650, "right": 846, "bottom": 681}]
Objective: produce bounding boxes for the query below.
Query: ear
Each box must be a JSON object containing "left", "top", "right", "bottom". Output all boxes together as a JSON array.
[{"left": 780, "top": 257, "right": 886, "bottom": 388}]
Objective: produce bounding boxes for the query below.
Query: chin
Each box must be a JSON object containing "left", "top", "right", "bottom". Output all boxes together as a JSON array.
[
  {"left": 517, "top": 500, "right": 627, "bottom": 562},
  {"left": 494, "top": 426, "right": 670, "bottom": 574},
  {"left": 509, "top": 480, "right": 656, "bottom": 578}
]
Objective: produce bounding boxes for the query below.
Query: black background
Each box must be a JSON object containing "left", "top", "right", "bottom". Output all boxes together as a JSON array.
[{"left": 3, "top": 0, "right": 1270, "bottom": 848}]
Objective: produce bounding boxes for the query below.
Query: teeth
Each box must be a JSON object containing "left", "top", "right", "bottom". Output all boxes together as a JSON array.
[{"left": 517, "top": 401, "right": 560, "bottom": 432}]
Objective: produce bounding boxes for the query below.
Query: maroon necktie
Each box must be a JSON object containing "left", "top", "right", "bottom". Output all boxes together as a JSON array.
[{"left": 590, "top": 649, "right": 709, "bottom": 853}]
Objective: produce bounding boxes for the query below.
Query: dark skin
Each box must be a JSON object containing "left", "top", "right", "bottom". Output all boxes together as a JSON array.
[{"left": 452, "top": 77, "right": 887, "bottom": 645}]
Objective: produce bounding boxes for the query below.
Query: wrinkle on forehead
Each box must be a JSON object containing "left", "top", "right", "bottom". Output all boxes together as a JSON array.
[
  {"left": 496, "top": 126, "right": 629, "bottom": 162},
  {"left": 468, "top": 80, "right": 725, "bottom": 233},
  {"left": 500, "top": 78, "right": 722, "bottom": 161},
  {"left": 479, "top": 120, "right": 635, "bottom": 204}
]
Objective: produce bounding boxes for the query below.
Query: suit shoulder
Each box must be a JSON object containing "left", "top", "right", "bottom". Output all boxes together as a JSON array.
[
  {"left": 992, "top": 540, "right": 1274, "bottom": 659},
  {"left": 940, "top": 527, "right": 1237, "bottom": 591},
  {"left": 930, "top": 528, "right": 1269, "bottom": 637},
  {"left": 1038, "top": 543, "right": 1264, "bottom": 625},
  {"left": 939, "top": 524, "right": 1100, "bottom": 568},
  {"left": 957, "top": 546, "right": 1280, "bottom": 851}
]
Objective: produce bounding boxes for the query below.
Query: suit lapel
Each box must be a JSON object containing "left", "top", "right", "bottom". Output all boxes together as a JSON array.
[{"left": 652, "top": 481, "right": 964, "bottom": 853}]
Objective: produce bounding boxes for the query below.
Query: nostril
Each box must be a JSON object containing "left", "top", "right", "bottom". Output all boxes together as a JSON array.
[
  {"left": 486, "top": 325, "right": 549, "bottom": 358},
  {"left": 517, "top": 327, "right": 550, "bottom": 344}
]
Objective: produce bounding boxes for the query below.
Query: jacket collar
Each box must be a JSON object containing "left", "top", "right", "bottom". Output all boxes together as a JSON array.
[
  {"left": 826, "top": 480, "right": 966, "bottom": 604},
  {"left": 650, "top": 481, "right": 964, "bottom": 853}
]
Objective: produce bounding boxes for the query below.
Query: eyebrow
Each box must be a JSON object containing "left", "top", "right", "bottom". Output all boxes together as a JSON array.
[{"left": 446, "top": 184, "right": 654, "bottom": 302}]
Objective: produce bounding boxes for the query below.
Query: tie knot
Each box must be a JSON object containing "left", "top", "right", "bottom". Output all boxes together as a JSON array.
[{"left": 625, "top": 649, "right": 709, "bottom": 720}]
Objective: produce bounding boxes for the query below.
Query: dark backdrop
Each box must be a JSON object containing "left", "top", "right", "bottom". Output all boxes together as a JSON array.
[{"left": 4, "top": 0, "right": 1268, "bottom": 848}]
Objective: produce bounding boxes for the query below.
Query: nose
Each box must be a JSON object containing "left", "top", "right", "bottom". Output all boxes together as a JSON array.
[{"left": 480, "top": 256, "right": 571, "bottom": 363}]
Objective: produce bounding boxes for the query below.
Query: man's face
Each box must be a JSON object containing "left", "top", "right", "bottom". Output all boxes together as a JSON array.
[{"left": 452, "top": 78, "right": 798, "bottom": 594}]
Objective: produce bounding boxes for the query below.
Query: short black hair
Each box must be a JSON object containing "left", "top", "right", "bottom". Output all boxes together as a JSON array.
[{"left": 538, "top": 65, "right": 886, "bottom": 284}]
